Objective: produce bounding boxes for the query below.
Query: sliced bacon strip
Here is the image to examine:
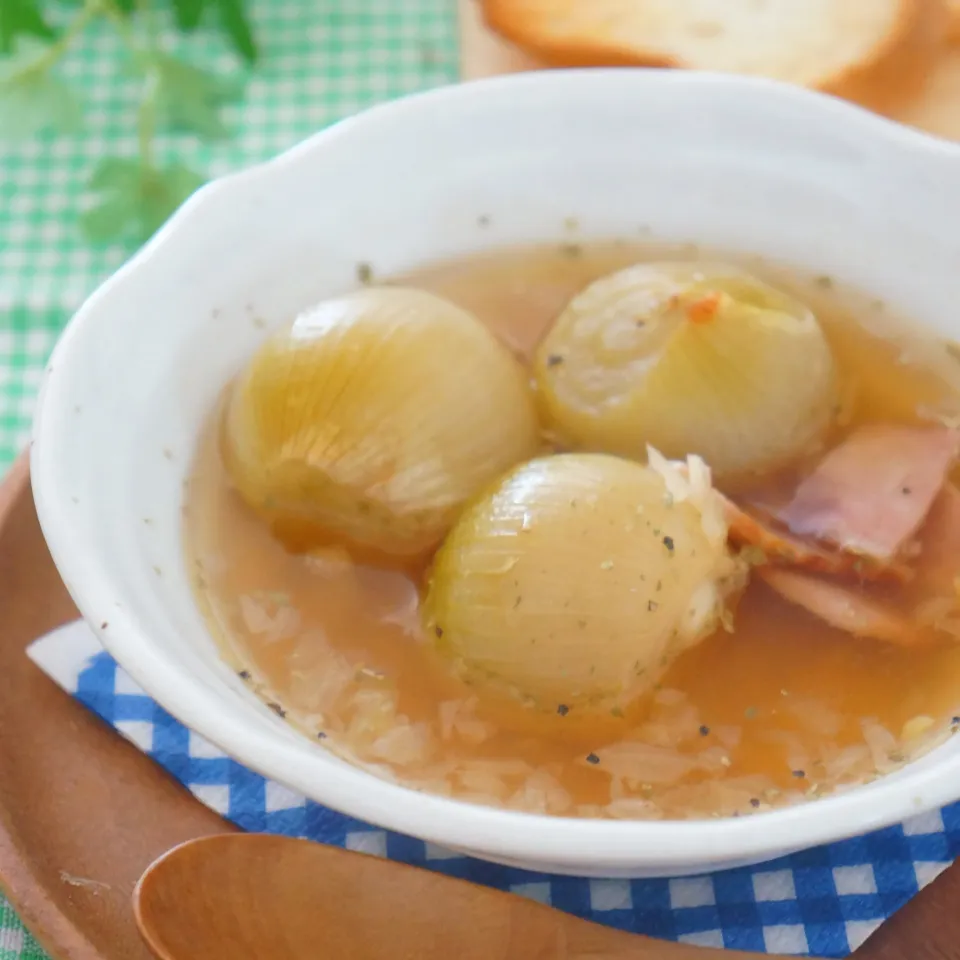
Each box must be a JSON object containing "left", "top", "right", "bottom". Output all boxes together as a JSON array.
[
  {"left": 721, "top": 497, "right": 910, "bottom": 583},
  {"left": 759, "top": 567, "right": 916, "bottom": 646},
  {"left": 776, "top": 425, "right": 960, "bottom": 562}
]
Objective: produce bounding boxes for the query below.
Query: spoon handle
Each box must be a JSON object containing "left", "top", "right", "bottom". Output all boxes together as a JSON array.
[{"left": 134, "top": 835, "right": 781, "bottom": 960}]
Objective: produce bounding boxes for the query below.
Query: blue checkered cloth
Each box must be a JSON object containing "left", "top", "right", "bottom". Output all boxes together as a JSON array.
[{"left": 27, "top": 623, "right": 960, "bottom": 957}]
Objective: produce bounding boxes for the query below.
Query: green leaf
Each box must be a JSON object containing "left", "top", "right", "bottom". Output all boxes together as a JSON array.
[
  {"left": 170, "top": 0, "right": 205, "bottom": 31},
  {"left": 81, "top": 157, "right": 206, "bottom": 246},
  {"left": 214, "top": 0, "right": 257, "bottom": 65},
  {"left": 79, "top": 191, "right": 139, "bottom": 244},
  {"left": 0, "top": 0, "right": 55, "bottom": 56},
  {"left": 151, "top": 52, "right": 243, "bottom": 140},
  {"left": 0, "top": 40, "right": 81, "bottom": 139},
  {"left": 140, "top": 163, "right": 206, "bottom": 236},
  {"left": 88, "top": 156, "right": 143, "bottom": 193}
]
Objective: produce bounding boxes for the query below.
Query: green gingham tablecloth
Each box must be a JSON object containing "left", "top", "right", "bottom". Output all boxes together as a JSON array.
[{"left": 0, "top": 2, "right": 457, "bottom": 955}]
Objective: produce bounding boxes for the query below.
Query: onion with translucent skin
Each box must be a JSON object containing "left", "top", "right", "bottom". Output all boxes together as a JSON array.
[
  {"left": 223, "top": 287, "right": 540, "bottom": 562},
  {"left": 423, "top": 452, "right": 746, "bottom": 714},
  {"left": 534, "top": 262, "right": 838, "bottom": 484}
]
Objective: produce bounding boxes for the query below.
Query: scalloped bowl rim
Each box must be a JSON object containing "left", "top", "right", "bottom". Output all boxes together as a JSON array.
[{"left": 30, "top": 68, "right": 960, "bottom": 872}]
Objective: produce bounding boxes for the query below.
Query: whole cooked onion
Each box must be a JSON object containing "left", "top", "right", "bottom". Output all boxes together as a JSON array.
[
  {"left": 224, "top": 287, "right": 540, "bottom": 561},
  {"left": 423, "top": 452, "right": 745, "bottom": 713},
  {"left": 534, "top": 262, "right": 837, "bottom": 484}
]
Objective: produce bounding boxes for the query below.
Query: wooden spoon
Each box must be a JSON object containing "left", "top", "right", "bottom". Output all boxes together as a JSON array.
[{"left": 133, "top": 833, "right": 771, "bottom": 960}]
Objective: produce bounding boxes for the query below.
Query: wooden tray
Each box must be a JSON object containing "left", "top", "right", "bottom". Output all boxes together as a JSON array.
[{"left": 0, "top": 457, "right": 235, "bottom": 960}]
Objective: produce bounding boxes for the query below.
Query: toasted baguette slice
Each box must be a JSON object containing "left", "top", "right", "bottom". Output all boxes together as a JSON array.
[
  {"left": 482, "top": 0, "right": 944, "bottom": 112},
  {"left": 949, "top": 0, "right": 960, "bottom": 38}
]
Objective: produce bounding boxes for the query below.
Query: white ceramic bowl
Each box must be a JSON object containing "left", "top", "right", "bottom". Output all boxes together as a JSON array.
[{"left": 31, "top": 69, "right": 960, "bottom": 878}]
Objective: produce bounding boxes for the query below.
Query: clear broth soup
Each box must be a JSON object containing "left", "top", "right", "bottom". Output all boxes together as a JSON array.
[{"left": 185, "top": 242, "right": 960, "bottom": 820}]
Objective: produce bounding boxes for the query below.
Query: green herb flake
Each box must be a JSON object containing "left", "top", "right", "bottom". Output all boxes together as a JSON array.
[{"left": 356, "top": 262, "right": 374, "bottom": 284}]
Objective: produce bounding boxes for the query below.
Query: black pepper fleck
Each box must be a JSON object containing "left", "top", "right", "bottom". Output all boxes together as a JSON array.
[
  {"left": 750, "top": 798, "right": 761, "bottom": 808},
  {"left": 268, "top": 702, "right": 287, "bottom": 718},
  {"left": 317, "top": 731, "right": 328, "bottom": 740},
  {"left": 902, "top": 486, "right": 912, "bottom": 495},
  {"left": 100, "top": 621, "right": 108, "bottom": 630},
  {"left": 238, "top": 670, "right": 251, "bottom": 681},
  {"left": 586, "top": 753, "right": 600, "bottom": 765},
  {"left": 557, "top": 704, "right": 570, "bottom": 717},
  {"left": 434, "top": 625, "right": 444, "bottom": 639},
  {"left": 546, "top": 354, "right": 565, "bottom": 367},
  {"left": 792, "top": 769, "right": 806, "bottom": 779},
  {"left": 699, "top": 724, "right": 710, "bottom": 737},
  {"left": 663, "top": 535, "right": 674, "bottom": 552}
]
